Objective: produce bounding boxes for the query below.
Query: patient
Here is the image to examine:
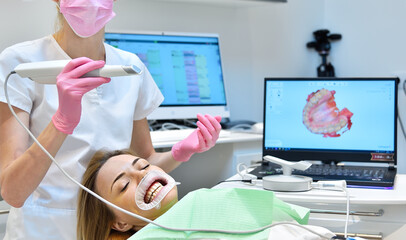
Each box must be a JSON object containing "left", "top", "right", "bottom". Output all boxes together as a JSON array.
[
  {"left": 77, "top": 149, "right": 178, "bottom": 240},
  {"left": 78, "top": 149, "right": 335, "bottom": 240}
]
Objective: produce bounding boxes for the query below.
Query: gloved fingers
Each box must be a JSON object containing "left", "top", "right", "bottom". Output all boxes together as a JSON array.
[
  {"left": 197, "top": 114, "right": 216, "bottom": 135},
  {"left": 196, "top": 121, "right": 212, "bottom": 147},
  {"left": 73, "top": 77, "right": 111, "bottom": 92},
  {"left": 214, "top": 115, "right": 222, "bottom": 123},
  {"left": 197, "top": 114, "right": 221, "bottom": 142},
  {"left": 196, "top": 129, "right": 206, "bottom": 149},
  {"left": 205, "top": 114, "right": 222, "bottom": 133},
  {"left": 66, "top": 60, "right": 106, "bottom": 78},
  {"left": 61, "top": 57, "right": 93, "bottom": 74}
]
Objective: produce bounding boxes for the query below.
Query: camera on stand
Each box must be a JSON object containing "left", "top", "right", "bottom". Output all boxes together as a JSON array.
[{"left": 307, "top": 29, "right": 342, "bottom": 77}]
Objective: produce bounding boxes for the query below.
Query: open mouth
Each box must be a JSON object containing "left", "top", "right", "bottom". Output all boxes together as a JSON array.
[
  {"left": 135, "top": 170, "right": 176, "bottom": 210},
  {"left": 144, "top": 179, "right": 167, "bottom": 204}
]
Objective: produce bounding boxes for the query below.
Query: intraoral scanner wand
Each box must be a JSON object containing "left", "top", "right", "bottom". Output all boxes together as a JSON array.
[{"left": 14, "top": 60, "right": 142, "bottom": 84}]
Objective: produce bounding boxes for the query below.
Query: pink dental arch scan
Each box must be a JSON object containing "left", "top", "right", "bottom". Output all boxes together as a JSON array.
[{"left": 302, "top": 88, "right": 353, "bottom": 138}]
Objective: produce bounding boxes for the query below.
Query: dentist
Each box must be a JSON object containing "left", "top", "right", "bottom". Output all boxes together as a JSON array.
[{"left": 0, "top": 0, "right": 221, "bottom": 239}]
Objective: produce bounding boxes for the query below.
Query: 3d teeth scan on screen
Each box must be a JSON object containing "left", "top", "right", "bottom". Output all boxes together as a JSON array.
[
  {"left": 303, "top": 88, "right": 353, "bottom": 138},
  {"left": 253, "top": 78, "right": 398, "bottom": 189}
]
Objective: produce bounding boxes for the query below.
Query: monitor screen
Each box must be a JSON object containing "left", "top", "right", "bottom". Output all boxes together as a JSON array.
[
  {"left": 262, "top": 78, "right": 398, "bottom": 164},
  {"left": 104, "top": 31, "right": 229, "bottom": 120}
]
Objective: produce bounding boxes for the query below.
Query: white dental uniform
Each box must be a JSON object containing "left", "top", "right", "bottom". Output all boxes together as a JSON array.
[{"left": 0, "top": 35, "right": 163, "bottom": 239}]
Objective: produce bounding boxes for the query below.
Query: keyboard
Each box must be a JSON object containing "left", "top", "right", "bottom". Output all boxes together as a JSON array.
[
  {"left": 250, "top": 163, "right": 397, "bottom": 187},
  {"left": 151, "top": 129, "right": 232, "bottom": 143}
]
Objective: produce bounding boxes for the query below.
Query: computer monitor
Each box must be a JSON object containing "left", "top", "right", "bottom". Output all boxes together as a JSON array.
[
  {"left": 262, "top": 78, "right": 398, "bottom": 164},
  {"left": 104, "top": 31, "right": 230, "bottom": 120}
]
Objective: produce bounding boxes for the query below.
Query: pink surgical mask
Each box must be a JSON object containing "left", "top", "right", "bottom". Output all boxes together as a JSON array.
[{"left": 59, "top": 0, "right": 116, "bottom": 38}]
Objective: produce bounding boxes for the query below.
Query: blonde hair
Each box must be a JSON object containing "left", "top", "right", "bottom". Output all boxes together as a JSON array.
[
  {"left": 77, "top": 149, "right": 136, "bottom": 240},
  {"left": 55, "top": 12, "right": 64, "bottom": 33},
  {"left": 54, "top": 2, "right": 64, "bottom": 33}
]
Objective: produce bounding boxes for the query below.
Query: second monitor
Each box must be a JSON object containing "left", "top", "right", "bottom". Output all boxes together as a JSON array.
[{"left": 104, "top": 31, "right": 230, "bottom": 120}]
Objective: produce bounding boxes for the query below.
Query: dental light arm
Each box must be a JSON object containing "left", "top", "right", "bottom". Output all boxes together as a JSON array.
[{"left": 13, "top": 60, "right": 142, "bottom": 84}]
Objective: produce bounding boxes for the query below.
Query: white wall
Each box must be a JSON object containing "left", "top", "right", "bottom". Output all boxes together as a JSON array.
[
  {"left": 324, "top": 0, "right": 406, "bottom": 76},
  {"left": 0, "top": 0, "right": 323, "bottom": 123},
  {"left": 323, "top": 0, "right": 406, "bottom": 173},
  {"left": 244, "top": 0, "right": 325, "bottom": 119},
  {"left": 0, "top": 0, "right": 404, "bottom": 171},
  {"left": 0, "top": 0, "right": 56, "bottom": 51}
]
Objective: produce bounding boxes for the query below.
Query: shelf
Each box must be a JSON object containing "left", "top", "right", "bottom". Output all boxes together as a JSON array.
[
  {"left": 148, "top": 0, "right": 286, "bottom": 8},
  {"left": 152, "top": 130, "right": 262, "bottom": 148}
]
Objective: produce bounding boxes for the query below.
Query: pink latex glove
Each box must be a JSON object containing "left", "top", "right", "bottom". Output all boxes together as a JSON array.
[
  {"left": 52, "top": 57, "right": 111, "bottom": 134},
  {"left": 171, "top": 114, "right": 222, "bottom": 162}
]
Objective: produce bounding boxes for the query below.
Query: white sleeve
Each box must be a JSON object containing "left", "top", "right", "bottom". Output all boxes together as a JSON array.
[
  {"left": 132, "top": 64, "right": 164, "bottom": 121},
  {"left": 0, "top": 47, "right": 35, "bottom": 114}
]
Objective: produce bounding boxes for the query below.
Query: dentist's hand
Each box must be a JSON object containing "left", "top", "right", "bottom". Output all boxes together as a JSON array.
[
  {"left": 171, "top": 114, "right": 222, "bottom": 162},
  {"left": 52, "top": 57, "right": 111, "bottom": 134}
]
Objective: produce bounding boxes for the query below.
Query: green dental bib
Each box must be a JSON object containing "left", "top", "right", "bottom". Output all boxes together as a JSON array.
[{"left": 130, "top": 188, "right": 310, "bottom": 240}]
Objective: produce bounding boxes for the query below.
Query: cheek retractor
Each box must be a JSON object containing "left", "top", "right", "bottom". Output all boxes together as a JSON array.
[{"left": 135, "top": 170, "right": 176, "bottom": 211}]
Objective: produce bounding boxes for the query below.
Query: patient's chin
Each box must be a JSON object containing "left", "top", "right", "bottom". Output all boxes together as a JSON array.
[
  {"left": 162, "top": 187, "right": 178, "bottom": 211},
  {"left": 151, "top": 189, "right": 178, "bottom": 219},
  {"left": 132, "top": 186, "right": 178, "bottom": 231}
]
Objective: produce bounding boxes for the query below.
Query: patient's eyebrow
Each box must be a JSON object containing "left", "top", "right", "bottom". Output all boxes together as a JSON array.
[{"left": 132, "top": 157, "right": 140, "bottom": 166}]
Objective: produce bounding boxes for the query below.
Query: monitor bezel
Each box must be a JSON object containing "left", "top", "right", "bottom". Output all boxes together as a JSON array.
[
  {"left": 262, "top": 77, "right": 399, "bottom": 164},
  {"left": 104, "top": 30, "right": 230, "bottom": 120}
]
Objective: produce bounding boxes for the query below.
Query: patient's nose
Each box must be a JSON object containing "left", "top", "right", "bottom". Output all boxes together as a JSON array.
[{"left": 128, "top": 167, "right": 148, "bottom": 183}]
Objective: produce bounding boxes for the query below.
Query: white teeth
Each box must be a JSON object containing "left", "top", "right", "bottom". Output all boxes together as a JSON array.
[{"left": 144, "top": 182, "right": 164, "bottom": 204}]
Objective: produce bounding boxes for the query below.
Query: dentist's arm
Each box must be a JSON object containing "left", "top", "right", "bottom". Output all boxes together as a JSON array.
[
  {"left": 171, "top": 114, "right": 222, "bottom": 162},
  {"left": 0, "top": 110, "right": 67, "bottom": 207},
  {"left": 130, "top": 114, "right": 222, "bottom": 173},
  {"left": 0, "top": 58, "right": 110, "bottom": 207}
]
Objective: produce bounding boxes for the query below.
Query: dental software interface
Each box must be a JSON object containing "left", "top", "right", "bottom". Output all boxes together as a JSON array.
[
  {"left": 264, "top": 79, "right": 396, "bottom": 158},
  {"left": 104, "top": 33, "right": 227, "bottom": 107}
]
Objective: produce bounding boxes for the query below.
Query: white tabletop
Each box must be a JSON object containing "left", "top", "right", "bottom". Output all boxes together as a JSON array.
[
  {"left": 214, "top": 174, "right": 406, "bottom": 205},
  {"left": 152, "top": 130, "right": 263, "bottom": 148}
]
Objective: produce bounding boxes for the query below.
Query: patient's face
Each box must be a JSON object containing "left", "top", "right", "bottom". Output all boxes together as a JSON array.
[{"left": 96, "top": 154, "right": 178, "bottom": 230}]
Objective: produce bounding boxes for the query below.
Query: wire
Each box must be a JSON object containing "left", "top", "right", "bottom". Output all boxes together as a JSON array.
[
  {"left": 230, "top": 124, "right": 254, "bottom": 130},
  {"left": 183, "top": 118, "right": 198, "bottom": 127},
  {"left": 311, "top": 181, "right": 350, "bottom": 238},
  {"left": 399, "top": 80, "right": 406, "bottom": 139},
  {"left": 399, "top": 111, "right": 406, "bottom": 139},
  {"left": 344, "top": 188, "right": 350, "bottom": 238},
  {"left": 236, "top": 162, "right": 262, "bottom": 187},
  {"left": 403, "top": 78, "right": 406, "bottom": 96},
  {"left": 4, "top": 72, "right": 333, "bottom": 239},
  {"left": 160, "top": 122, "right": 193, "bottom": 131},
  {"left": 148, "top": 119, "right": 197, "bottom": 132}
]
